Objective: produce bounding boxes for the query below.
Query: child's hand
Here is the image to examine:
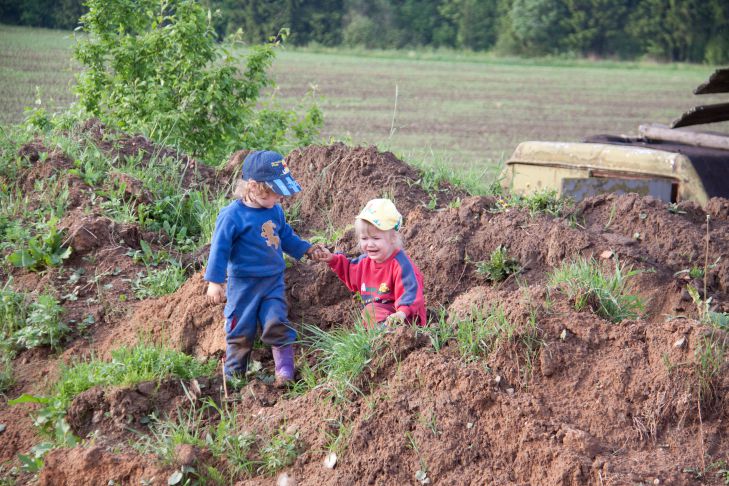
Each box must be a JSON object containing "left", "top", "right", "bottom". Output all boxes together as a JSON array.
[
  {"left": 386, "top": 311, "right": 407, "bottom": 325},
  {"left": 307, "top": 244, "right": 333, "bottom": 262},
  {"left": 206, "top": 282, "right": 226, "bottom": 304}
]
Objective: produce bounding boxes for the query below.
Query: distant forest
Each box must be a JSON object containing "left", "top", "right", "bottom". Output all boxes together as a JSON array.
[{"left": 1, "top": 0, "right": 727, "bottom": 63}]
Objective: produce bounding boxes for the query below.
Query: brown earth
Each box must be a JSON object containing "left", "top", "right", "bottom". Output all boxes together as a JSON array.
[{"left": 1, "top": 129, "right": 729, "bottom": 485}]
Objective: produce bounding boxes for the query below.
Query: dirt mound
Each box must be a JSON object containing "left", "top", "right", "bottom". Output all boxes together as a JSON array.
[
  {"left": 99, "top": 272, "right": 226, "bottom": 359},
  {"left": 66, "top": 376, "right": 221, "bottom": 441},
  {"left": 39, "top": 446, "right": 171, "bottom": 486},
  {"left": 3, "top": 135, "right": 729, "bottom": 485},
  {"left": 285, "top": 143, "right": 468, "bottom": 232}
]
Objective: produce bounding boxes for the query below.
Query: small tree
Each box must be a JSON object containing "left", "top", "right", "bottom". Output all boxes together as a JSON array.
[{"left": 74, "top": 0, "right": 321, "bottom": 163}]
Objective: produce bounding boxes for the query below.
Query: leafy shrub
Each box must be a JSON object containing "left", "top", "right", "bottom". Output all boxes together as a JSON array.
[
  {"left": 74, "top": 0, "right": 322, "bottom": 163},
  {"left": 548, "top": 257, "right": 644, "bottom": 323}
]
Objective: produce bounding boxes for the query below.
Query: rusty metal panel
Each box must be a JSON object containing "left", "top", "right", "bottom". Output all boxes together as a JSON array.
[{"left": 562, "top": 177, "right": 674, "bottom": 203}]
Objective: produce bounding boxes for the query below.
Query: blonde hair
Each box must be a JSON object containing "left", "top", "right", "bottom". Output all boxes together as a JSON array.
[
  {"left": 354, "top": 218, "right": 403, "bottom": 249},
  {"left": 233, "top": 179, "right": 275, "bottom": 201}
]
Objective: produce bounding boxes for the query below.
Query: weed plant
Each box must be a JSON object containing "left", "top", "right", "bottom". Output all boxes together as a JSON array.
[
  {"left": 0, "top": 280, "right": 72, "bottom": 391},
  {"left": 13, "top": 294, "right": 67, "bottom": 350},
  {"left": 452, "top": 305, "right": 542, "bottom": 383},
  {"left": 132, "top": 263, "right": 188, "bottom": 300},
  {"left": 494, "top": 189, "right": 568, "bottom": 217},
  {"left": 0, "top": 278, "right": 28, "bottom": 341},
  {"left": 134, "top": 398, "right": 258, "bottom": 480},
  {"left": 475, "top": 246, "right": 521, "bottom": 282},
  {"left": 417, "top": 306, "right": 455, "bottom": 352},
  {"left": 309, "top": 223, "right": 352, "bottom": 247},
  {"left": 301, "top": 321, "right": 386, "bottom": 401},
  {"left": 136, "top": 399, "right": 298, "bottom": 481},
  {"left": 283, "top": 200, "right": 303, "bottom": 227},
  {"left": 694, "top": 333, "right": 726, "bottom": 405},
  {"left": 6, "top": 217, "right": 71, "bottom": 272},
  {"left": 324, "top": 419, "right": 353, "bottom": 456},
  {"left": 108, "top": 153, "right": 228, "bottom": 251},
  {"left": 285, "top": 359, "right": 318, "bottom": 398},
  {"left": 548, "top": 257, "right": 644, "bottom": 323},
  {"left": 257, "top": 427, "right": 299, "bottom": 476}
]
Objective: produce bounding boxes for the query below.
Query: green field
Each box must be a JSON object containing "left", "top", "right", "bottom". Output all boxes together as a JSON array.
[{"left": 0, "top": 24, "right": 723, "bottom": 175}]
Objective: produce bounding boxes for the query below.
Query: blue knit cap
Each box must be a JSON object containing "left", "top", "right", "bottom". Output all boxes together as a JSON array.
[{"left": 241, "top": 150, "right": 302, "bottom": 196}]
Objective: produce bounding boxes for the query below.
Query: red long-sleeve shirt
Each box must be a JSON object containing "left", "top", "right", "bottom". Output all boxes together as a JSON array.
[{"left": 328, "top": 249, "right": 426, "bottom": 325}]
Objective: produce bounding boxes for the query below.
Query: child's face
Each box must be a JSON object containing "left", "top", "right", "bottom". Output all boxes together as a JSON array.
[{"left": 358, "top": 225, "right": 398, "bottom": 263}]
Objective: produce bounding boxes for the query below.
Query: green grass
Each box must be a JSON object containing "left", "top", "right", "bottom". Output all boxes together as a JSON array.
[
  {"left": 417, "top": 307, "right": 454, "bottom": 352},
  {"left": 134, "top": 398, "right": 258, "bottom": 481},
  {"left": 300, "top": 321, "right": 386, "bottom": 401},
  {"left": 309, "top": 222, "right": 353, "bottom": 246},
  {"left": 1, "top": 25, "right": 722, "bottom": 178},
  {"left": 132, "top": 263, "right": 188, "bottom": 300},
  {"left": 453, "top": 305, "right": 519, "bottom": 363},
  {"left": 694, "top": 333, "right": 725, "bottom": 405},
  {"left": 9, "top": 343, "right": 217, "bottom": 445},
  {"left": 134, "top": 398, "right": 300, "bottom": 482},
  {"left": 548, "top": 257, "right": 645, "bottom": 323},
  {"left": 493, "top": 189, "right": 569, "bottom": 217}
]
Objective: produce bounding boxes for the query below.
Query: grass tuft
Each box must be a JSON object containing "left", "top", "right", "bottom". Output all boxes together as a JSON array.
[
  {"left": 548, "top": 257, "right": 644, "bottom": 323},
  {"left": 301, "top": 321, "right": 386, "bottom": 401}
]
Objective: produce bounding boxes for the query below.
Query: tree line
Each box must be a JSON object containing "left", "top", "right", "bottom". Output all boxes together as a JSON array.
[{"left": 2, "top": 0, "right": 727, "bottom": 63}]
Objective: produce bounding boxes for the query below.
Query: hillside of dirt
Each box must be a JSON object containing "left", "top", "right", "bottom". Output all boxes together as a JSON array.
[{"left": 1, "top": 125, "right": 729, "bottom": 485}]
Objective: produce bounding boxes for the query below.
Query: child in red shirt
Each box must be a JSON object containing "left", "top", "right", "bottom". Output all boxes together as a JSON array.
[{"left": 317, "top": 199, "right": 426, "bottom": 326}]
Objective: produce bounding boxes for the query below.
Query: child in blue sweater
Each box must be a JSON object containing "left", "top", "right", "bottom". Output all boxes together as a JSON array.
[{"left": 205, "top": 150, "right": 322, "bottom": 386}]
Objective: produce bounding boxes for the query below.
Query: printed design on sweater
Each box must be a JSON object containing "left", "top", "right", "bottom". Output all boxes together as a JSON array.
[
  {"left": 261, "top": 220, "right": 280, "bottom": 248},
  {"left": 378, "top": 282, "right": 390, "bottom": 293}
]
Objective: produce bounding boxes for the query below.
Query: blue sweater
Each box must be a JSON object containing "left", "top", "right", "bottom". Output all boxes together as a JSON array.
[{"left": 204, "top": 200, "right": 311, "bottom": 282}]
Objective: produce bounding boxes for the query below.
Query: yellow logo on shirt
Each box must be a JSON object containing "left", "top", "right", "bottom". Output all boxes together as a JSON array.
[
  {"left": 378, "top": 283, "right": 390, "bottom": 293},
  {"left": 261, "top": 220, "right": 280, "bottom": 249}
]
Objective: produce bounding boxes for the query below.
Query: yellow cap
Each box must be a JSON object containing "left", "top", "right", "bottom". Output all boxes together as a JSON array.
[{"left": 356, "top": 198, "right": 402, "bottom": 231}]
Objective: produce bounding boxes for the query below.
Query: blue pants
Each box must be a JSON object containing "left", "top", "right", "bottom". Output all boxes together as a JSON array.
[{"left": 223, "top": 273, "right": 296, "bottom": 377}]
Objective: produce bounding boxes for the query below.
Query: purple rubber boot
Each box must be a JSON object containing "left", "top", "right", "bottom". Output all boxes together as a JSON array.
[{"left": 272, "top": 345, "right": 295, "bottom": 387}]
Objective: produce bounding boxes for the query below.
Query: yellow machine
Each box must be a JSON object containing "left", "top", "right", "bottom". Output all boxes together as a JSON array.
[
  {"left": 502, "top": 140, "right": 712, "bottom": 205},
  {"left": 502, "top": 68, "right": 729, "bottom": 206}
]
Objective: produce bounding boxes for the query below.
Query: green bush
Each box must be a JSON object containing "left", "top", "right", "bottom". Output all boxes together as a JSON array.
[{"left": 74, "top": 0, "right": 322, "bottom": 164}]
